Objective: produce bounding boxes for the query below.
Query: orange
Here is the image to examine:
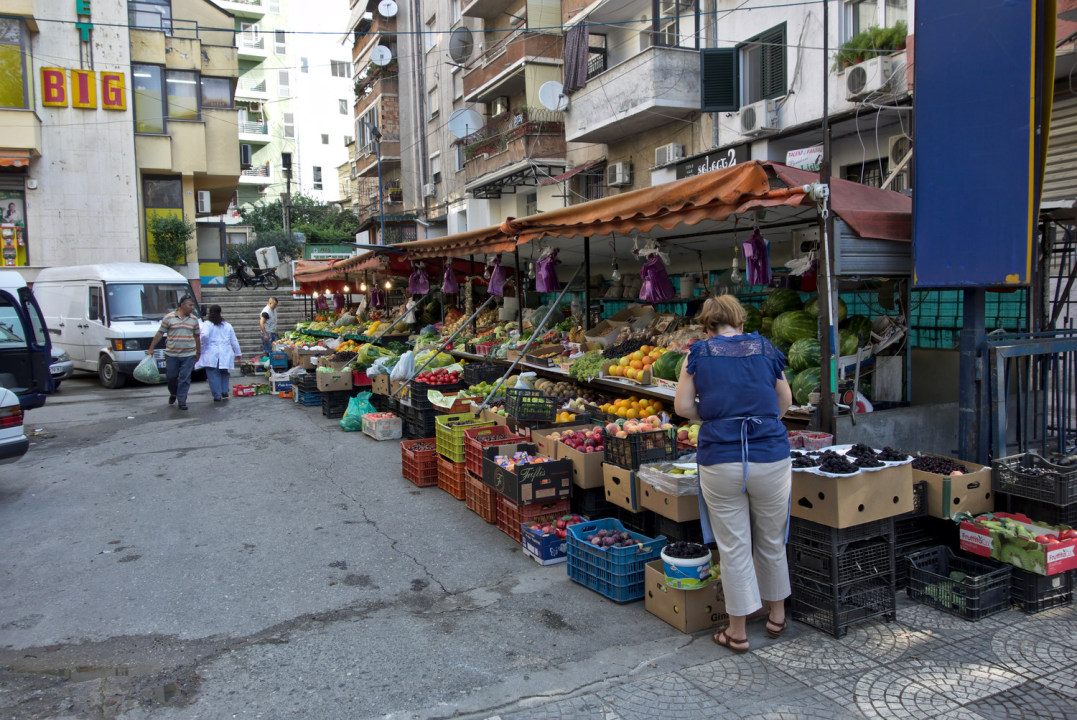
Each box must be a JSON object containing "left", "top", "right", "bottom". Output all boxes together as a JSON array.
[
  {"left": 609, "top": 365, "right": 621, "bottom": 376},
  {"left": 631, "top": 351, "right": 645, "bottom": 362},
  {"left": 630, "top": 359, "right": 643, "bottom": 370},
  {"left": 641, "top": 345, "right": 651, "bottom": 353},
  {"left": 625, "top": 368, "right": 636, "bottom": 380},
  {"left": 652, "top": 401, "right": 664, "bottom": 413},
  {"left": 626, "top": 408, "right": 639, "bottom": 419},
  {"left": 619, "top": 356, "right": 630, "bottom": 367},
  {"left": 642, "top": 356, "right": 654, "bottom": 366}
]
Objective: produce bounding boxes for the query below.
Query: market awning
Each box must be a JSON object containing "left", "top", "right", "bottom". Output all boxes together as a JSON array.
[
  {"left": 330, "top": 251, "right": 381, "bottom": 273},
  {"left": 393, "top": 224, "right": 519, "bottom": 261},
  {"left": 0, "top": 150, "right": 32, "bottom": 167},
  {"left": 292, "top": 259, "right": 341, "bottom": 284}
]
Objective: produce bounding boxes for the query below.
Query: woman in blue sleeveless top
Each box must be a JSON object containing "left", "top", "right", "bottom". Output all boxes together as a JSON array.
[{"left": 674, "top": 295, "right": 793, "bottom": 653}]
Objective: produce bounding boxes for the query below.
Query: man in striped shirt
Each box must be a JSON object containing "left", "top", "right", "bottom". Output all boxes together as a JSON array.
[{"left": 146, "top": 296, "right": 201, "bottom": 410}]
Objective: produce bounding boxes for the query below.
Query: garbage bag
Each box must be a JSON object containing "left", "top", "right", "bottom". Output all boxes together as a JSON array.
[
  {"left": 339, "top": 393, "right": 376, "bottom": 432},
  {"left": 133, "top": 355, "right": 162, "bottom": 384}
]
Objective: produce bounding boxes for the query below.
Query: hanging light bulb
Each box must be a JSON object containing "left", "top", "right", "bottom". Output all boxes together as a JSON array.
[
  {"left": 610, "top": 259, "right": 621, "bottom": 282},
  {"left": 360, "top": 281, "right": 367, "bottom": 292},
  {"left": 527, "top": 261, "right": 536, "bottom": 279},
  {"left": 324, "top": 289, "right": 331, "bottom": 297},
  {"left": 384, "top": 279, "right": 392, "bottom": 290},
  {"left": 311, "top": 291, "right": 318, "bottom": 299},
  {"left": 483, "top": 263, "right": 491, "bottom": 280},
  {"left": 343, "top": 285, "right": 350, "bottom": 293},
  {"left": 729, "top": 247, "right": 742, "bottom": 285}
]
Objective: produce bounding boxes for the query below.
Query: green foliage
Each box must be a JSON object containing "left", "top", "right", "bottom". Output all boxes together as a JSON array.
[
  {"left": 833, "top": 20, "right": 908, "bottom": 70},
  {"left": 226, "top": 229, "right": 303, "bottom": 268},
  {"left": 239, "top": 193, "right": 361, "bottom": 244},
  {"left": 146, "top": 212, "right": 193, "bottom": 267}
]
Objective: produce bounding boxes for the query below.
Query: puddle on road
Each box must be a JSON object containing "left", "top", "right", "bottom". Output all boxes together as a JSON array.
[{"left": 34, "top": 664, "right": 158, "bottom": 682}]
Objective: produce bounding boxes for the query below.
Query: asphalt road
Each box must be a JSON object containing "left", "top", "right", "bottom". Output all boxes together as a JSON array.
[{"left": 0, "top": 376, "right": 729, "bottom": 719}]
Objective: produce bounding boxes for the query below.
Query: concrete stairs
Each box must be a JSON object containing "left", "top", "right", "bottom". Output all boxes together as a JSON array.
[{"left": 199, "top": 288, "right": 309, "bottom": 357}]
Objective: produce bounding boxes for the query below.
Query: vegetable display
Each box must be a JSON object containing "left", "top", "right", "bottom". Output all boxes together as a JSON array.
[{"left": 568, "top": 351, "right": 606, "bottom": 382}]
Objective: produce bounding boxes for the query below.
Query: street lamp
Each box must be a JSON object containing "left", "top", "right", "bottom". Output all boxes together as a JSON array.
[
  {"left": 282, "top": 152, "right": 293, "bottom": 238},
  {"left": 366, "top": 120, "right": 387, "bottom": 246}
]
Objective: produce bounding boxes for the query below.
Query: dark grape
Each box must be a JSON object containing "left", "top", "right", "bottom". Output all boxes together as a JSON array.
[
  {"left": 855, "top": 456, "right": 885, "bottom": 468},
  {"left": 793, "top": 455, "right": 822, "bottom": 468},
  {"left": 664, "top": 541, "right": 709, "bottom": 559},
  {"left": 819, "top": 455, "right": 859, "bottom": 474},
  {"left": 878, "top": 446, "right": 910, "bottom": 462},
  {"left": 911, "top": 455, "right": 967, "bottom": 474},
  {"left": 846, "top": 443, "right": 879, "bottom": 460}
]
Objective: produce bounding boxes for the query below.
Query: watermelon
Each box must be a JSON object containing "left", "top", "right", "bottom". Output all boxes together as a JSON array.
[
  {"left": 743, "top": 305, "right": 763, "bottom": 333},
  {"left": 652, "top": 351, "right": 686, "bottom": 381},
  {"left": 771, "top": 336, "right": 791, "bottom": 356},
  {"left": 787, "top": 338, "right": 822, "bottom": 372},
  {"left": 760, "top": 316, "right": 774, "bottom": 336},
  {"left": 773, "top": 310, "right": 817, "bottom": 344},
  {"left": 761, "top": 289, "right": 803, "bottom": 317},
  {"left": 839, "top": 329, "right": 859, "bottom": 356},
  {"left": 792, "top": 367, "right": 821, "bottom": 405},
  {"left": 844, "top": 315, "right": 873, "bottom": 344},
  {"left": 803, "top": 296, "right": 848, "bottom": 323}
]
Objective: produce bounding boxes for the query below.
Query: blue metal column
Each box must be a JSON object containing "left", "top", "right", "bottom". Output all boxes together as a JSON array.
[{"left": 959, "top": 288, "right": 986, "bottom": 462}]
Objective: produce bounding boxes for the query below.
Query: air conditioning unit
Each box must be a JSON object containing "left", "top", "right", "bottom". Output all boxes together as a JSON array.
[
  {"left": 654, "top": 142, "right": 685, "bottom": 167},
  {"left": 423, "top": 183, "right": 437, "bottom": 198},
  {"left": 845, "top": 55, "right": 894, "bottom": 101},
  {"left": 491, "top": 95, "right": 510, "bottom": 116},
  {"left": 196, "top": 190, "right": 212, "bottom": 214},
  {"left": 739, "top": 100, "right": 778, "bottom": 137},
  {"left": 606, "top": 161, "right": 632, "bottom": 187},
  {"left": 239, "top": 143, "right": 253, "bottom": 169},
  {"left": 248, "top": 101, "right": 262, "bottom": 111},
  {"left": 886, "top": 134, "right": 912, "bottom": 191}
]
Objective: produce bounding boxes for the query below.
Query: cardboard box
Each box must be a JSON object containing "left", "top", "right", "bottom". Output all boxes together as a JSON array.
[
  {"left": 528, "top": 425, "right": 585, "bottom": 458},
  {"left": 600, "top": 360, "right": 652, "bottom": 386},
  {"left": 644, "top": 560, "right": 728, "bottom": 633},
  {"left": 362, "top": 413, "right": 402, "bottom": 441},
  {"left": 296, "top": 350, "right": 324, "bottom": 371},
  {"left": 268, "top": 373, "right": 293, "bottom": 393},
  {"left": 584, "top": 319, "right": 627, "bottom": 347},
  {"left": 609, "top": 305, "right": 657, "bottom": 331},
  {"left": 913, "top": 454, "right": 994, "bottom": 519},
  {"left": 959, "top": 512, "right": 1077, "bottom": 576},
  {"left": 316, "top": 367, "right": 353, "bottom": 392},
  {"left": 521, "top": 524, "right": 568, "bottom": 565},
  {"left": 604, "top": 462, "right": 640, "bottom": 511},
  {"left": 390, "top": 379, "right": 411, "bottom": 403},
  {"left": 481, "top": 442, "right": 572, "bottom": 504},
  {"left": 318, "top": 355, "right": 352, "bottom": 371},
  {"left": 371, "top": 374, "right": 390, "bottom": 396},
  {"left": 529, "top": 425, "right": 605, "bottom": 489},
  {"left": 480, "top": 406, "right": 510, "bottom": 427},
  {"left": 790, "top": 463, "right": 914, "bottom": 529},
  {"left": 520, "top": 345, "right": 564, "bottom": 366},
  {"left": 640, "top": 482, "right": 700, "bottom": 522}
]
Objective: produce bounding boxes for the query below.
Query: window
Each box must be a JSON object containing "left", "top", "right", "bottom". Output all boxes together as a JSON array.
[
  {"left": 240, "top": 22, "right": 260, "bottom": 46},
  {"left": 424, "top": 18, "right": 436, "bottom": 53},
  {"left": 331, "top": 60, "right": 349, "bottom": 78},
  {"left": 430, "top": 153, "right": 441, "bottom": 184},
  {"left": 0, "top": 19, "right": 29, "bottom": 109},
  {"left": 454, "top": 144, "right": 465, "bottom": 172},
  {"left": 165, "top": 70, "right": 199, "bottom": 119},
  {"left": 274, "top": 29, "right": 287, "bottom": 54},
  {"left": 313, "top": 166, "right": 323, "bottom": 190},
  {"left": 129, "top": 0, "right": 172, "bottom": 33},
  {"left": 587, "top": 34, "right": 608, "bottom": 79},
  {"left": 428, "top": 87, "right": 439, "bottom": 119},
  {"left": 300, "top": 57, "right": 309, "bottom": 73},
  {"left": 452, "top": 68, "right": 463, "bottom": 100},
  {"left": 451, "top": 0, "right": 461, "bottom": 24},
  {"left": 283, "top": 112, "right": 294, "bottom": 138},
  {"left": 740, "top": 23, "right": 786, "bottom": 105},
  {"left": 581, "top": 163, "right": 606, "bottom": 201},
  {"left": 321, "top": 134, "right": 329, "bottom": 144},
  {"left": 132, "top": 64, "right": 166, "bottom": 133},
  {"left": 357, "top": 109, "right": 378, "bottom": 149},
  {"left": 524, "top": 192, "right": 537, "bottom": 217},
  {"left": 88, "top": 287, "right": 103, "bottom": 322},
  {"left": 845, "top": 0, "right": 906, "bottom": 40},
  {"left": 843, "top": 159, "right": 892, "bottom": 189},
  {"left": 200, "top": 76, "right": 232, "bottom": 108},
  {"left": 278, "top": 69, "right": 290, "bottom": 97},
  {"left": 652, "top": 0, "right": 699, "bottom": 49},
  {"left": 344, "top": 135, "right": 354, "bottom": 146},
  {"left": 339, "top": 98, "right": 349, "bottom": 114}
]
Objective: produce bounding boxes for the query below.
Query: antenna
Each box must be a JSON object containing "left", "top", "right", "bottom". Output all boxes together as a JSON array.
[
  {"left": 447, "top": 108, "right": 484, "bottom": 139},
  {"left": 538, "top": 81, "right": 569, "bottom": 112},
  {"left": 448, "top": 27, "right": 474, "bottom": 65},
  {"left": 377, "top": 0, "right": 398, "bottom": 17},
  {"left": 370, "top": 45, "right": 393, "bottom": 66}
]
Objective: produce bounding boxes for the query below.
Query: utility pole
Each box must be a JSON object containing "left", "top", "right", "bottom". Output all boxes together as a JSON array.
[
  {"left": 816, "top": 0, "right": 837, "bottom": 434},
  {"left": 282, "top": 151, "right": 293, "bottom": 239},
  {"left": 368, "top": 121, "right": 386, "bottom": 245}
]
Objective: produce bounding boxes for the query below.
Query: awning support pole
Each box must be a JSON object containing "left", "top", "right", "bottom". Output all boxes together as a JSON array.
[
  {"left": 478, "top": 263, "right": 584, "bottom": 411},
  {"left": 817, "top": 0, "right": 837, "bottom": 435},
  {"left": 371, "top": 292, "right": 432, "bottom": 343},
  {"left": 584, "top": 236, "right": 592, "bottom": 331},
  {"left": 514, "top": 247, "right": 524, "bottom": 335}
]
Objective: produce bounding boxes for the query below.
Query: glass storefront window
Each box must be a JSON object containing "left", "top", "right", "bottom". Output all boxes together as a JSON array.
[
  {"left": 133, "top": 65, "right": 165, "bottom": 133},
  {"left": 166, "top": 70, "right": 199, "bottom": 120},
  {"left": 0, "top": 19, "right": 29, "bottom": 109}
]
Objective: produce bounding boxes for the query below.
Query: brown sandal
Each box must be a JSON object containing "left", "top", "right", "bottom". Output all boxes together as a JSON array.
[
  {"left": 713, "top": 628, "right": 749, "bottom": 653},
  {"left": 766, "top": 617, "right": 787, "bottom": 639}
]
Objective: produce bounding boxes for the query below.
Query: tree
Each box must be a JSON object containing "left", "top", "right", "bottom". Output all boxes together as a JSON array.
[
  {"left": 239, "top": 192, "right": 361, "bottom": 244},
  {"left": 146, "top": 212, "right": 194, "bottom": 267}
]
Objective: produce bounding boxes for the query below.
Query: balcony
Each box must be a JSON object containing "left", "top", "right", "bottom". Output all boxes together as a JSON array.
[
  {"left": 354, "top": 139, "right": 401, "bottom": 177},
  {"left": 460, "top": 107, "right": 566, "bottom": 196},
  {"left": 216, "top": 0, "right": 266, "bottom": 18},
  {"left": 238, "top": 120, "right": 270, "bottom": 144},
  {"left": 236, "top": 35, "right": 268, "bottom": 61},
  {"left": 235, "top": 77, "right": 269, "bottom": 100},
  {"left": 239, "top": 163, "right": 273, "bottom": 184},
  {"left": 461, "top": 0, "right": 511, "bottom": 21},
  {"left": 463, "top": 31, "right": 563, "bottom": 102},
  {"left": 564, "top": 46, "right": 700, "bottom": 143},
  {"left": 354, "top": 75, "right": 398, "bottom": 118}
]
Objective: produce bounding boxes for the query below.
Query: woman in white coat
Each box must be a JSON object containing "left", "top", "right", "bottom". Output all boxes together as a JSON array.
[{"left": 197, "top": 305, "right": 242, "bottom": 402}]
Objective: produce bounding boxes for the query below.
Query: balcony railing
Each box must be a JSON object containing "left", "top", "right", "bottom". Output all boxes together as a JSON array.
[
  {"left": 237, "top": 36, "right": 265, "bottom": 51},
  {"left": 460, "top": 107, "right": 563, "bottom": 162},
  {"left": 463, "top": 30, "right": 563, "bottom": 99},
  {"left": 237, "top": 78, "right": 267, "bottom": 95},
  {"left": 241, "top": 164, "right": 272, "bottom": 179},
  {"left": 239, "top": 120, "right": 268, "bottom": 135}
]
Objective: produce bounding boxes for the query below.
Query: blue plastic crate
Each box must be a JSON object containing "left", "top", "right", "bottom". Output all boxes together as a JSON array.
[
  {"left": 566, "top": 518, "right": 665, "bottom": 603},
  {"left": 270, "top": 351, "right": 289, "bottom": 369},
  {"left": 295, "top": 390, "right": 321, "bottom": 406}
]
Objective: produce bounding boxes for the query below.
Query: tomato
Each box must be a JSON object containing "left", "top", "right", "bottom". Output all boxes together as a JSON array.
[
  {"left": 1035, "top": 535, "right": 1051, "bottom": 544},
  {"left": 1059, "top": 529, "right": 1077, "bottom": 540}
]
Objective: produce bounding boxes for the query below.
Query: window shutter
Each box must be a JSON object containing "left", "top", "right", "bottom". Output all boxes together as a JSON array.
[
  {"left": 761, "top": 24, "right": 786, "bottom": 100},
  {"left": 700, "top": 48, "right": 738, "bottom": 112}
]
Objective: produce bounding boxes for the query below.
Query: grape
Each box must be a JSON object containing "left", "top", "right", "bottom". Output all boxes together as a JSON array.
[
  {"left": 911, "top": 455, "right": 967, "bottom": 474},
  {"left": 855, "top": 456, "right": 885, "bottom": 468},
  {"left": 664, "top": 541, "right": 709, "bottom": 559},
  {"left": 878, "top": 446, "right": 910, "bottom": 462},
  {"left": 846, "top": 443, "right": 878, "bottom": 460},
  {"left": 819, "top": 454, "right": 859, "bottom": 474}
]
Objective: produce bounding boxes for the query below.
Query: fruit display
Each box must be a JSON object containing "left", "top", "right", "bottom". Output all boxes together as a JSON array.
[
  {"left": 548, "top": 427, "right": 605, "bottom": 454},
  {"left": 492, "top": 451, "right": 555, "bottom": 472},
  {"left": 584, "top": 528, "right": 642, "bottom": 549},
  {"left": 912, "top": 454, "right": 968, "bottom": 475},
  {"left": 606, "top": 346, "right": 668, "bottom": 380},
  {"left": 844, "top": 315, "right": 874, "bottom": 345},
  {"left": 787, "top": 338, "right": 822, "bottom": 372},
  {"left": 524, "top": 514, "right": 586, "bottom": 542},
  {"left": 964, "top": 513, "right": 1077, "bottom": 574},
  {"left": 663, "top": 541, "right": 709, "bottom": 559},
  {"left": 327, "top": 350, "right": 358, "bottom": 364},
  {"left": 790, "top": 367, "right": 822, "bottom": 405},
  {"left": 568, "top": 351, "right": 606, "bottom": 382},
  {"left": 599, "top": 396, "right": 664, "bottom": 420},
  {"left": 743, "top": 305, "right": 763, "bottom": 333},
  {"left": 554, "top": 410, "right": 578, "bottom": 423},
  {"left": 761, "top": 288, "right": 804, "bottom": 317},
  {"left": 414, "top": 368, "right": 461, "bottom": 385},
  {"left": 468, "top": 380, "right": 511, "bottom": 398},
  {"left": 772, "top": 310, "right": 817, "bottom": 344},
  {"left": 604, "top": 415, "right": 673, "bottom": 438},
  {"left": 651, "top": 350, "right": 686, "bottom": 381},
  {"left": 803, "top": 296, "right": 849, "bottom": 323},
  {"left": 676, "top": 423, "right": 700, "bottom": 446}
]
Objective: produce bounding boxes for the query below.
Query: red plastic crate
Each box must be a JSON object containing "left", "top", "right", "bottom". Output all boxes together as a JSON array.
[
  {"left": 401, "top": 438, "right": 438, "bottom": 488},
  {"left": 496, "top": 495, "right": 571, "bottom": 544},
  {"left": 437, "top": 455, "right": 467, "bottom": 500},
  {"left": 465, "top": 471, "right": 498, "bottom": 523},
  {"left": 464, "top": 425, "right": 525, "bottom": 477},
  {"left": 352, "top": 369, "right": 372, "bottom": 387}
]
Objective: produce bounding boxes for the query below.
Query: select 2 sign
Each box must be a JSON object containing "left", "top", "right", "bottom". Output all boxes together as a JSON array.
[{"left": 40, "top": 68, "right": 126, "bottom": 111}]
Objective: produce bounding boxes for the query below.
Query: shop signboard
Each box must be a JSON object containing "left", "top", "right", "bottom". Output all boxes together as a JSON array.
[
  {"left": 675, "top": 144, "right": 750, "bottom": 179},
  {"left": 785, "top": 147, "right": 823, "bottom": 172}
]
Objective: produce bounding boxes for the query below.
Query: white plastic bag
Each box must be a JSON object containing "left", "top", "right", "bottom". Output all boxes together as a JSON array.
[
  {"left": 390, "top": 350, "right": 415, "bottom": 381},
  {"left": 514, "top": 372, "right": 537, "bottom": 390},
  {"left": 133, "top": 355, "right": 162, "bottom": 384}
]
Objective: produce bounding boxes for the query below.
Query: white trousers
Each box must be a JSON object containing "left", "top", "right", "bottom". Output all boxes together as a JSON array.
[{"left": 699, "top": 458, "right": 792, "bottom": 617}]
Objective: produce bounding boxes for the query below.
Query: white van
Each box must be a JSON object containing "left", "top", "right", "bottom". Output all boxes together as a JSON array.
[{"left": 32, "top": 263, "right": 198, "bottom": 388}]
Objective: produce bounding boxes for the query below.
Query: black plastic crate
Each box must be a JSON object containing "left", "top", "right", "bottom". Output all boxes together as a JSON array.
[
  {"left": 570, "top": 486, "right": 617, "bottom": 519},
  {"left": 603, "top": 428, "right": 677, "bottom": 471},
  {"left": 410, "top": 380, "right": 466, "bottom": 410},
  {"left": 906, "top": 546, "right": 1011, "bottom": 621},
  {"left": 895, "top": 516, "right": 946, "bottom": 550},
  {"left": 653, "top": 514, "right": 705, "bottom": 544},
  {"left": 294, "top": 372, "right": 319, "bottom": 394},
  {"left": 295, "top": 390, "right": 321, "bottom": 407},
  {"left": 895, "top": 481, "right": 928, "bottom": 521},
  {"left": 1011, "top": 567, "right": 1074, "bottom": 614},
  {"left": 504, "top": 388, "right": 556, "bottom": 422},
  {"left": 617, "top": 507, "right": 656, "bottom": 538},
  {"left": 463, "top": 362, "right": 504, "bottom": 386},
  {"left": 789, "top": 539, "right": 894, "bottom": 586},
  {"left": 789, "top": 516, "right": 894, "bottom": 554},
  {"left": 403, "top": 405, "right": 437, "bottom": 440},
  {"left": 895, "top": 541, "right": 938, "bottom": 590},
  {"left": 790, "top": 574, "right": 896, "bottom": 638},
  {"left": 993, "top": 453, "right": 1077, "bottom": 505},
  {"left": 997, "top": 494, "right": 1077, "bottom": 527},
  {"left": 370, "top": 393, "right": 389, "bottom": 412},
  {"left": 321, "top": 390, "right": 350, "bottom": 419}
]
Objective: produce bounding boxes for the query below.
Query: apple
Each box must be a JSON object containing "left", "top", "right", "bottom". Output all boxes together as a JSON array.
[
  {"left": 616, "top": 430, "right": 628, "bottom": 438},
  {"left": 606, "top": 422, "right": 620, "bottom": 434}
]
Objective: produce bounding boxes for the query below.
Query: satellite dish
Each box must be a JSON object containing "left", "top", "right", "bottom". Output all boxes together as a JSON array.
[
  {"left": 370, "top": 45, "right": 393, "bottom": 66},
  {"left": 448, "top": 108, "right": 485, "bottom": 139},
  {"left": 378, "top": 0, "right": 398, "bottom": 17},
  {"left": 538, "top": 81, "right": 569, "bottom": 111},
  {"left": 448, "top": 27, "right": 474, "bottom": 64}
]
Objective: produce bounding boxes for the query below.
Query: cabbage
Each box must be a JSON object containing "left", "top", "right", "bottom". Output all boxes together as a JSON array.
[{"left": 415, "top": 350, "right": 455, "bottom": 368}]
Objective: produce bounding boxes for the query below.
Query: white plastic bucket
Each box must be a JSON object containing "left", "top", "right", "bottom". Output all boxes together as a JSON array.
[{"left": 660, "top": 546, "right": 712, "bottom": 589}]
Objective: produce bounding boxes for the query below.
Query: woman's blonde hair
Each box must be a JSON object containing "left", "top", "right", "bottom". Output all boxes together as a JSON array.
[{"left": 697, "top": 294, "right": 747, "bottom": 334}]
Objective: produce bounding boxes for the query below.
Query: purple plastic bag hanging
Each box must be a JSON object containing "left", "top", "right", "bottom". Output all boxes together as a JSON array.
[
  {"left": 487, "top": 255, "right": 506, "bottom": 297},
  {"left": 442, "top": 264, "right": 459, "bottom": 294},
  {"left": 535, "top": 248, "right": 561, "bottom": 293},
  {"left": 408, "top": 265, "right": 430, "bottom": 295},
  {"left": 333, "top": 292, "right": 345, "bottom": 312},
  {"left": 370, "top": 287, "right": 385, "bottom": 308},
  {"left": 315, "top": 294, "right": 329, "bottom": 310},
  {"left": 639, "top": 254, "right": 675, "bottom": 302}
]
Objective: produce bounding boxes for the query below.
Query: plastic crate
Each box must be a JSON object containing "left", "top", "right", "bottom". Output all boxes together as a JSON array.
[
  {"left": 800, "top": 432, "right": 834, "bottom": 451},
  {"left": 653, "top": 514, "right": 704, "bottom": 544},
  {"left": 497, "top": 496, "right": 571, "bottom": 544},
  {"left": 603, "top": 428, "right": 676, "bottom": 471},
  {"left": 505, "top": 388, "right": 556, "bottom": 422},
  {"left": 463, "top": 362, "right": 505, "bottom": 386},
  {"left": 294, "top": 373, "right": 319, "bottom": 394},
  {"left": 465, "top": 472, "right": 498, "bottom": 523},
  {"left": 993, "top": 453, "right": 1077, "bottom": 505},
  {"left": 999, "top": 495, "right": 1077, "bottom": 527},
  {"left": 370, "top": 393, "right": 389, "bottom": 412},
  {"left": 898, "top": 480, "right": 929, "bottom": 519},
  {"left": 571, "top": 486, "right": 617, "bottom": 519},
  {"left": 790, "top": 575, "right": 896, "bottom": 638},
  {"left": 321, "top": 390, "right": 349, "bottom": 419},
  {"left": 270, "top": 351, "right": 288, "bottom": 369},
  {"left": 231, "top": 384, "right": 256, "bottom": 397},
  {"left": 617, "top": 507, "right": 656, "bottom": 537},
  {"left": 410, "top": 380, "right": 466, "bottom": 410},
  {"left": 566, "top": 518, "right": 666, "bottom": 603},
  {"left": 895, "top": 541, "right": 939, "bottom": 591},
  {"left": 789, "top": 539, "right": 894, "bottom": 586},
  {"left": 295, "top": 390, "right": 322, "bottom": 406},
  {"left": 436, "top": 455, "right": 468, "bottom": 500},
  {"left": 464, "top": 425, "right": 525, "bottom": 477},
  {"left": 400, "top": 439, "right": 439, "bottom": 488},
  {"left": 1011, "top": 567, "right": 1074, "bottom": 614},
  {"left": 789, "top": 516, "right": 895, "bottom": 553},
  {"left": 906, "top": 546, "right": 1012, "bottom": 621},
  {"left": 435, "top": 413, "right": 494, "bottom": 463}
]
